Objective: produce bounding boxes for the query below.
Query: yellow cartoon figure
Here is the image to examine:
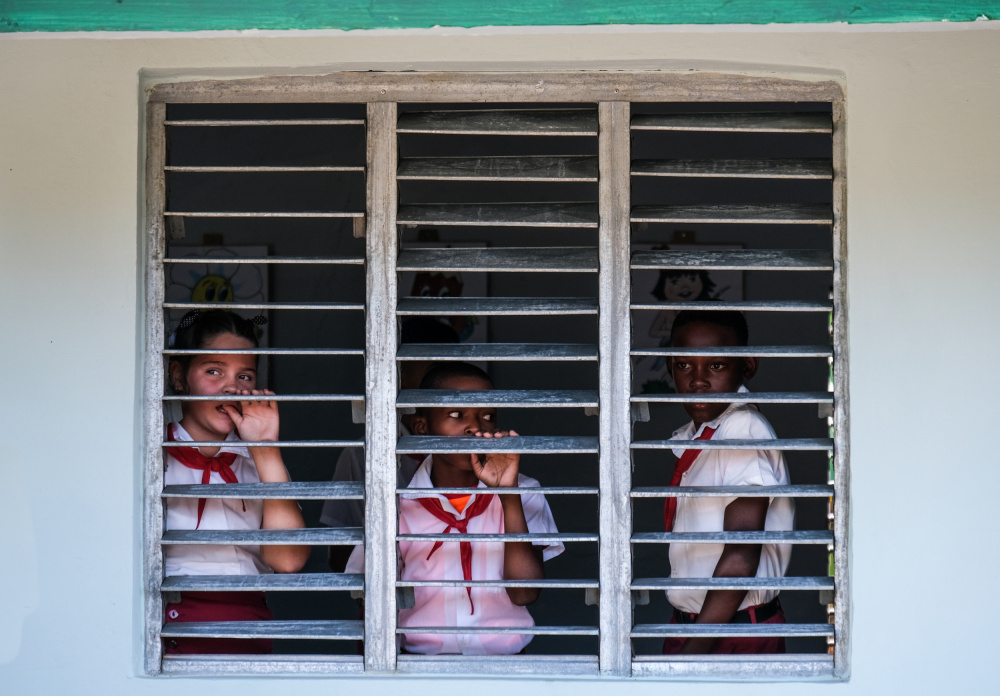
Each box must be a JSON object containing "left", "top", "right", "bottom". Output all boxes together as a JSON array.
[{"left": 191, "top": 275, "right": 235, "bottom": 303}]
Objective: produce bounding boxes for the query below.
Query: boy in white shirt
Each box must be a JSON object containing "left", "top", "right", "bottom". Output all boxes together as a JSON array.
[
  {"left": 663, "top": 310, "right": 794, "bottom": 655},
  {"left": 346, "top": 362, "right": 563, "bottom": 655}
]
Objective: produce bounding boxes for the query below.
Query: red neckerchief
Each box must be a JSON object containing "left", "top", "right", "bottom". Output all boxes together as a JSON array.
[
  {"left": 663, "top": 426, "right": 717, "bottom": 532},
  {"left": 415, "top": 492, "right": 496, "bottom": 614},
  {"left": 167, "top": 424, "right": 242, "bottom": 529}
]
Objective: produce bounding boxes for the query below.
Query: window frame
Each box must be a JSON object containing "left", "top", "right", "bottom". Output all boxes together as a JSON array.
[{"left": 142, "top": 70, "right": 849, "bottom": 680}]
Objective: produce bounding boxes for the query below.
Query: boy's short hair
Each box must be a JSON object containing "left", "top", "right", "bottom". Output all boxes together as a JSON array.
[
  {"left": 670, "top": 309, "right": 749, "bottom": 346},
  {"left": 419, "top": 361, "right": 494, "bottom": 390}
]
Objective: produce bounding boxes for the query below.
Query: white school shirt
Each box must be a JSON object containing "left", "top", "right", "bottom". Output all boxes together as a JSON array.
[
  {"left": 345, "top": 456, "right": 564, "bottom": 655},
  {"left": 666, "top": 387, "right": 794, "bottom": 614},
  {"left": 319, "top": 422, "right": 421, "bottom": 529},
  {"left": 163, "top": 423, "right": 271, "bottom": 577}
]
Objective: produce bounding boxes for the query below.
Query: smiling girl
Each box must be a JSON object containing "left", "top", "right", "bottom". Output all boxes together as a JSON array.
[{"left": 162, "top": 310, "right": 308, "bottom": 655}]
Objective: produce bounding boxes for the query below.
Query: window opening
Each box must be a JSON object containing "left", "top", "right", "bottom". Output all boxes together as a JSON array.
[
  {"left": 392, "top": 103, "right": 602, "bottom": 665},
  {"left": 628, "top": 103, "right": 840, "bottom": 672},
  {"left": 143, "top": 73, "right": 847, "bottom": 680},
  {"left": 150, "top": 102, "right": 369, "bottom": 670}
]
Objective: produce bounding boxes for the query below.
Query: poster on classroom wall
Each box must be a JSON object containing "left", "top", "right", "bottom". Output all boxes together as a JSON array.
[
  {"left": 631, "top": 242, "right": 743, "bottom": 395},
  {"left": 398, "top": 241, "right": 488, "bottom": 344},
  {"left": 165, "top": 246, "right": 270, "bottom": 387}
]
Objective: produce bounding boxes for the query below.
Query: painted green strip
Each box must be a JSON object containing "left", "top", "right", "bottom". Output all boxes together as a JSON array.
[{"left": 1, "top": 1, "right": 997, "bottom": 33}]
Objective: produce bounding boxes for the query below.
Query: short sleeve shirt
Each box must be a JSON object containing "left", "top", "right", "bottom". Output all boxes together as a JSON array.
[
  {"left": 666, "top": 392, "right": 794, "bottom": 613},
  {"left": 346, "top": 456, "right": 564, "bottom": 655},
  {"left": 163, "top": 422, "right": 270, "bottom": 577}
]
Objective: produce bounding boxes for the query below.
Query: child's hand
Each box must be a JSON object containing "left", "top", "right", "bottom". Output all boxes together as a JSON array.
[
  {"left": 223, "top": 389, "right": 280, "bottom": 443},
  {"left": 471, "top": 430, "right": 520, "bottom": 488}
]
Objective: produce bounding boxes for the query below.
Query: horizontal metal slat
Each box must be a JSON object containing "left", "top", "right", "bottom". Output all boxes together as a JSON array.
[
  {"left": 632, "top": 577, "right": 834, "bottom": 592},
  {"left": 630, "top": 113, "right": 832, "bottom": 133},
  {"left": 166, "top": 166, "right": 365, "bottom": 173},
  {"left": 631, "top": 655, "right": 833, "bottom": 679},
  {"left": 396, "top": 579, "right": 598, "bottom": 589},
  {"left": 631, "top": 438, "right": 833, "bottom": 451},
  {"left": 162, "top": 482, "right": 364, "bottom": 500},
  {"left": 162, "top": 573, "right": 364, "bottom": 592},
  {"left": 397, "top": 203, "right": 598, "bottom": 228},
  {"left": 631, "top": 623, "right": 833, "bottom": 639},
  {"left": 631, "top": 248, "right": 832, "bottom": 271},
  {"left": 398, "top": 435, "right": 599, "bottom": 454},
  {"left": 396, "top": 625, "right": 598, "bottom": 636},
  {"left": 398, "top": 389, "right": 598, "bottom": 408},
  {"left": 631, "top": 299, "right": 832, "bottom": 312},
  {"left": 162, "top": 528, "right": 362, "bottom": 545},
  {"left": 631, "top": 485, "right": 833, "bottom": 498},
  {"left": 631, "top": 203, "right": 832, "bottom": 225},
  {"left": 164, "top": 302, "right": 364, "bottom": 311},
  {"left": 162, "top": 440, "right": 363, "bottom": 448},
  {"left": 163, "top": 348, "right": 363, "bottom": 356},
  {"left": 632, "top": 391, "right": 832, "bottom": 404},
  {"left": 397, "top": 343, "right": 597, "bottom": 362},
  {"left": 165, "top": 119, "right": 365, "bottom": 127},
  {"left": 631, "top": 345, "right": 832, "bottom": 358},
  {"left": 398, "top": 533, "right": 597, "bottom": 543},
  {"left": 164, "top": 211, "right": 364, "bottom": 219},
  {"left": 396, "top": 654, "right": 599, "bottom": 677},
  {"left": 398, "top": 156, "right": 598, "bottom": 181},
  {"left": 398, "top": 296, "right": 598, "bottom": 316},
  {"left": 161, "top": 620, "right": 363, "bottom": 640},
  {"left": 631, "top": 158, "right": 831, "bottom": 179},
  {"left": 161, "top": 654, "right": 364, "bottom": 675},
  {"left": 401, "top": 486, "right": 597, "bottom": 495},
  {"left": 398, "top": 247, "right": 597, "bottom": 273},
  {"left": 163, "top": 256, "right": 364, "bottom": 265},
  {"left": 164, "top": 394, "right": 361, "bottom": 402},
  {"left": 632, "top": 531, "right": 833, "bottom": 544},
  {"left": 397, "top": 110, "right": 598, "bottom": 135}
]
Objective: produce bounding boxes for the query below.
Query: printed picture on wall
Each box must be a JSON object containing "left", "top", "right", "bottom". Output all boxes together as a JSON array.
[
  {"left": 631, "top": 242, "right": 744, "bottom": 394},
  {"left": 399, "top": 241, "right": 488, "bottom": 344},
  {"left": 165, "top": 245, "right": 270, "bottom": 384}
]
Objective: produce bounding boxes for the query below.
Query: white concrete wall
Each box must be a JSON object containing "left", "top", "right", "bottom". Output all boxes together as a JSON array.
[{"left": 1, "top": 23, "right": 999, "bottom": 694}]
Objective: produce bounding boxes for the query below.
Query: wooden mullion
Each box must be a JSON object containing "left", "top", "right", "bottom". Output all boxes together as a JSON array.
[
  {"left": 831, "top": 93, "right": 851, "bottom": 679},
  {"left": 364, "top": 102, "right": 399, "bottom": 674},
  {"left": 142, "top": 101, "right": 167, "bottom": 675},
  {"left": 597, "top": 101, "right": 633, "bottom": 677}
]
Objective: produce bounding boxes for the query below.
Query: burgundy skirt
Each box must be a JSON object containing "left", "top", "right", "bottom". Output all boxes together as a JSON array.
[{"left": 164, "top": 591, "right": 274, "bottom": 655}]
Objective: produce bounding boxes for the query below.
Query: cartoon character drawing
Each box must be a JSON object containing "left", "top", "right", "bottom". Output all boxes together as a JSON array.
[
  {"left": 170, "top": 250, "right": 263, "bottom": 303},
  {"left": 409, "top": 270, "right": 479, "bottom": 342},
  {"left": 191, "top": 275, "right": 235, "bottom": 303},
  {"left": 648, "top": 268, "right": 718, "bottom": 342}
]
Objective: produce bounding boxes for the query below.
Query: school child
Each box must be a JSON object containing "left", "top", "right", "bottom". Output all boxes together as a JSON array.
[
  {"left": 163, "top": 309, "right": 309, "bottom": 655},
  {"left": 345, "top": 362, "right": 563, "bottom": 655},
  {"left": 662, "top": 310, "right": 794, "bottom": 655}
]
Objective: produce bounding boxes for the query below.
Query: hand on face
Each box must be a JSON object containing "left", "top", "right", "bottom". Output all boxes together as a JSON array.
[
  {"left": 471, "top": 430, "right": 520, "bottom": 488},
  {"left": 171, "top": 333, "right": 262, "bottom": 443},
  {"left": 221, "top": 389, "right": 280, "bottom": 443}
]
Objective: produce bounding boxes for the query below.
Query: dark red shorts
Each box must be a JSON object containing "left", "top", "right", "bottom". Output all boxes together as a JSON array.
[
  {"left": 661, "top": 598, "right": 787, "bottom": 655},
  {"left": 163, "top": 591, "right": 274, "bottom": 655}
]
